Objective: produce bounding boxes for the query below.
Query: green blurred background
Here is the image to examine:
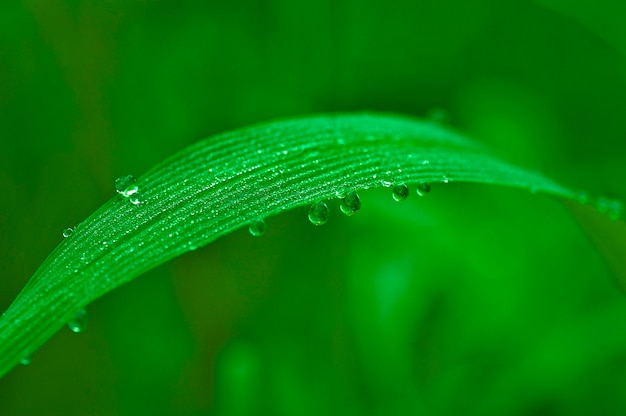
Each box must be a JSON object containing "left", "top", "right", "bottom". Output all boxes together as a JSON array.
[{"left": 1, "top": 0, "right": 626, "bottom": 415}]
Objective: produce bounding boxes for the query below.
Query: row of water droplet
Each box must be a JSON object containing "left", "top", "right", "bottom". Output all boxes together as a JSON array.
[
  {"left": 246, "top": 181, "right": 431, "bottom": 234},
  {"left": 308, "top": 181, "right": 430, "bottom": 226}
]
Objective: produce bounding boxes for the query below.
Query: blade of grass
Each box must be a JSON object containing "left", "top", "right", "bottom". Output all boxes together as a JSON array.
[{"left": 0, "top": 112, "right": 587, "bottom": 378}]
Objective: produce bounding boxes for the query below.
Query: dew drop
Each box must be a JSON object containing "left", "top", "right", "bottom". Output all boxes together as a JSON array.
[
  {"left": 392, "top": 183, "right": 409, "bottom": 202},
  {"left": 115, "top": 175, "right": 139, "bottom": 197},
  {"left": 68, "top": 308, "right": 88, "bottom": 333},
  {"left": 380, "top": 172, "right": 394, "bottom": 188},
  {"left": 20, "top": 356, "right": 31, "bottom": 366},
  {"left": 248, "top": 219, "right": 267, "bottom": 237},
  {"left": 62, "top": 227, "right": 74, "bottom": 238},
  {"left": 340, "top": 191, "right": 361, "bottom": 216},
  {"left": 416, "top": 182, "right": 431, "bottom": 197},
  {"left": 575, "top": 191, "right": 589, "bottom": 204},
  {"left": 129, "top": 194, "right": 142, "bottom": 205},
  {"left": 308, "top": 201, "right": 329, "bottom": 226},
  {"left": 442, "top": 175, "right": 450, "bottom": 184},
  {"left": 597, "top": 197, "right": 623, "bottom": 220}
]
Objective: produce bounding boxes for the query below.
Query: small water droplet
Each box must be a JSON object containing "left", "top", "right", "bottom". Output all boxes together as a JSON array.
[
  {"left": 597, "top": 197, "right": 623, "bottom": 220},
  {"left": 308, "top": 201, "right": 329, "bottom": 226},
  {"left": 20, "top": 356, "right": 31, "bottom": 366},
  {"left": 249, "top": 219, "right": 267, "bottom": 237},
  {"left": 115, "top": 175, "right": 139, "bottom": 197},
  {"left": 68, "top": 309, "right": 88, "bottom": 333},
  {"left": 380, "top": 171, "right": 394, "bottom": 188},
  {"left": 380, "top": 179, "right": 394, "bottom": 188},
  {"left": 416, "top": 182, "right": 431, "bottom": 197},
  {"left": 62, "top": 227, "right": 74, "bottom": 238},
  {"left": 340, "top": 191, "right": 361, "bottom": 216},
  {"left": 442, "top": 175, "right": 450, "bottom": 184},
  {"left": 129, "top": 194, "right": 142, "bottom": 205},
  {"left": 575, "top": 191, "right": 589, "bottom": 204},
  {"left": 392, "top": 184, "right": 409, "bottom": 202},
  {"left": 609, "top": 204, "right": 623, "bottom": 220}
]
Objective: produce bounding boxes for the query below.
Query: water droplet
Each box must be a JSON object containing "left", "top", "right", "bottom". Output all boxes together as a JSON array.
[
  {"left": 20, "top": 356, "right": 31, "bottom": 366},
  {"left": 308, "top": 201, "right": 329, "bottom": 226},
  {"left": 576, "top": 191, "right": 589, "bottom": 204},
  {"left": 115, "top": 175, "right": 139, "bottom": 197},
  {"left": 129, "top": 194, "right": 142, "bottom": 205},
  {"left": 392, "top": 184, "right": 409, "bottom": 202},
  {"left": 67, "top": 309, "right": 88, "bottom": 333},
  {"left": 380, "top": 172, "right": 394, "bottom": 188},
  {"left": 248, "top": 219, "right": 267, "bottom": 237},
  {"left": 62, "top": 227, "right": 74, "bottom": 238},
  {"left": 339, "top": 191, "right": 361, "bottom": 216},
  {"left": 442, "top": 175, "right": 450, "bottom": 184},
  {"left": 597, "top": 197, "right": 623, "bottom": 220},
  {"left": 416, "top": 182, "right": 431, "bottom": 197}
]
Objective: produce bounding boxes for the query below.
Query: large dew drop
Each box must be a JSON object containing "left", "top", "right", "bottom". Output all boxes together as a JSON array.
[
  {"left": 248, "top": 219, "right": 267, "bottom": 237},
  {"left": 340, "top": 191, "right": 361, "bottom": 216},
  {"left": 308, "top": 201, "right": 329, "bottom": 226},
  {"left": 392, "top": 184, "right": 409, "bottom": 202},
  {"left": 67, "top": 308, "right": 88, "bottom": 333},
  {"left": 115, "top": 175, "right": 139, "bottom": 197}
]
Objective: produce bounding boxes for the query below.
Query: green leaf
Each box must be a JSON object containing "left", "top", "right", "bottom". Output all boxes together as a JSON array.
[{"left": 0, "top": 112, "right": 584, "bottom": 378}]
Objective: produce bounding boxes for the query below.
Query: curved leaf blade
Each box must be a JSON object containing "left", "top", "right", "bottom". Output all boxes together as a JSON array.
[{"left": 0, "top": 112, "right": 578, "bottom": 378}]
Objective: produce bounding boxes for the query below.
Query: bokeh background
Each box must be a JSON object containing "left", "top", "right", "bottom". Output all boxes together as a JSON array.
[{"left": 1, "top": 0, "right": 626, "bottom": 415}]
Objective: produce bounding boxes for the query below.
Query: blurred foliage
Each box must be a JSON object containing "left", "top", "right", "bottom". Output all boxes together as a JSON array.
[{"left": 0, "top": 0, "right": 625, "bottom": 415}]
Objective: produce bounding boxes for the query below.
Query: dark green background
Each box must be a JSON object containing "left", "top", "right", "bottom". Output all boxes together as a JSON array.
[{"left": 1, "top": 1, "right": 625, "bottom": 415}]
